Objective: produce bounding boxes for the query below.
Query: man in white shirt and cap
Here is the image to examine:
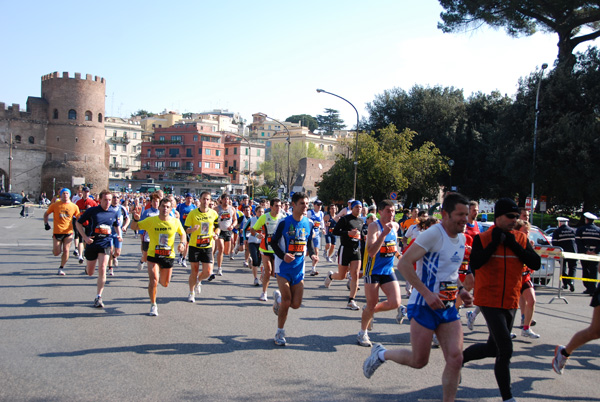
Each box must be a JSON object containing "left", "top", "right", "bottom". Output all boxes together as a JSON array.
[{"left": 576, "top": 212, "right": 600, "bottom": 295}]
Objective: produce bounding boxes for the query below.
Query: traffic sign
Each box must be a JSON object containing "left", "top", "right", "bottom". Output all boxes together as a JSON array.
[{"left": 389, "top": 192, "right": 398, "bottom": 200}]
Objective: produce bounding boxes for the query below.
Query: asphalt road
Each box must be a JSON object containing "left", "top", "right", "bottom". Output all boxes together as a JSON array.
[{"left": 0, "top": 206, "right": 598, "bottom": 402}]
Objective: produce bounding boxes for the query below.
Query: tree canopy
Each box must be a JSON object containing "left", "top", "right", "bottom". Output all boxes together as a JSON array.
[
  {"left": 316, "top": 108, "right": 345, "bottom": 134},
  {"left": 285, "top": 114, "right": 318, "bottom": 132},
  {"left": 317, "top": 124, "right": 448, "bottom": 205},
  {"left": 438, "top": 0, "right": 600, "bottom": 70},
  {"left": 256, "top": 142, "right": 325, "bottom": 189},
  {"left": 131, "top": 109, "right": 154, "bottom": 118}
]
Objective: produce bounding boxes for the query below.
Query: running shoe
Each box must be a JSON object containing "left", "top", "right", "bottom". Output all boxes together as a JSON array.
[
  {"left": 181, "top": 258, "right": 187, "bottom": 267},
  {"left": 432, "top": 334, "right": 440, "bottom": 348},
  {"left": 396, "top": 305, "right": 408, "bottom": 324},
  {"left": 259, "top": 292, "right": 268, "bottom": 301},
  {"left": 57, "top": 268, "right": 65, "bottom": 276},
  {"left": 229, "top": 254, "right": 235, "bottom": 260},
  {"left": 309, "top": 268, "right": 319, "bottom": 276},
  {"left": 466, "top": 311, "right": 476, "bottom": 331},
  {"left": 346, "top": 279, "right": 351, "bottom": 290},
  {"left": 347, "top": 300, "right": 360, "bottom": 310},
  {"left": 187, "top": 293, "right": 195, "bottom": 303},
  {"left": 363, "top": 343, "right": 386, "bottom": 378},
  {"left": 113, "top": 258, "right": 118, "bottom": 267},
  {"left": 253, "top": 278, "right": 260, "bottom": 286},
  {"left": 149, "top": 304, "right": 158, "bottom": 316},
  {"left": 243, "top": 261, "right": 249, "bottom": 268},
  {"left": 207, "top": 274, "right": 216, "bottom": 282},
  {"left": 108, "top": 268, "right": 114, "bottom": 276},
  {"left": 94, "top": 296, "right": 104, "bottom": 308},
  {"left": 177, "top": 256, "right": 182, "bottom": 265},
  {"left": 521, "top": 328, "right": 541, "bottom": 339},
  {"left": 324, "top": 271, "right": 333, "bottom": 288},
  {"left": 323, "top": 250, "right": 327, "bottom": 258},
  {"left": 357, "top": 331, "right": 372, "bottom": 347},
  {"left": 274, "top": 329, "right": 286, "bottom": 346},
  {"left": 73, "top": 250, "right": 79, "bottom": 257},
  {"left": 326, "top": 256, "right": 333, "bottom": 263},
  {"left": 217, "top": 267, "right": 223, "bottom": 276},
  {"left": 552, "top": 345, "right": 568, "bottom": 375},
  {"left": 273, "top": 290, "right": 281, "bottom": 316},
  {"left": 510, "top": 333, "right": 517, "bottom": 339},
  {"left": 79, "top": 257, "right": 84, "bottom": 265},
  {"left": 194, "top": 282, "right": 202, "bottom": 296}
]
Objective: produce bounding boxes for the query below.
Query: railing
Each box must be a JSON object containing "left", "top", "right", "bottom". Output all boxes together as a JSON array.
[{"left": 152, "top": 140, "right": 184, "bottom": 145}]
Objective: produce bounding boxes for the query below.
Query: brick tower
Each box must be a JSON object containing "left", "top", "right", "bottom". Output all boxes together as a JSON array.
[{"left": 40, "top": 72, "right": 109, "bottom": 195}]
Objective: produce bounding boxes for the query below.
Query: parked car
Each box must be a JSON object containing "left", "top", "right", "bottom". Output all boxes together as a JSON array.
[
  {"left": 479, "top": 222, "right": 556, "bottom": 285},
  {"left": 0, "top": 192, "right": 23, "bottom": 206}
]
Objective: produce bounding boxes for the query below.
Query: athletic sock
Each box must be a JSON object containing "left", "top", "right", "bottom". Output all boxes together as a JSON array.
[
  {"left": 561, "top": 349, "right": 570, "bottom": 357},
  {"left": 378, "top": 350, "right": 386, "bottom": 362},
  {"left": 523, "top": 325, "right": 530, "bottom": 331}
]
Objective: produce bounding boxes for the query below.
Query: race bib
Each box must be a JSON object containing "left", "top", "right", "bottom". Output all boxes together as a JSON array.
[
  {"left": 459, "top": 260, "right": 469, "bottom": 274},
  {"left": 314, "top": 221, "right": 321, "bottom": 228},
  {"left": 196, "top": 236, "right": 210, "bottom": 247},
  {"left": 288, "top": 239, "right": 306, "bottom": 256},
  {"left": 379, "top": 241, "right": 397, "bottom": 258},
  {"left": 439, "top": 281, "right": 458, "bottom": 308},
  {"left": 220, "top": 213, "right": 231, "bottom": 221},
  {"left": 94, "top": 224, "right": 112, "bottom": 238}
]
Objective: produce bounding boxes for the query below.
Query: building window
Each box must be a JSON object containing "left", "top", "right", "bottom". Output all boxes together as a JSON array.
[
  {"left": 215, "top": 163, "right": 221, "bottom": 169},
  {"left": 53, "top": 109, "right": 58, "bottom": 119},
  {"left": 98, "top": 113, "right": 102, "bottom": 122},
  {"left": 225, "top": 160, "right": 228, "bottom": 167},
  {"left": 257, "top": 149, "right": 260, "bottom": 156},
  {"left": 122, "top": 145, "right": 127, "bottom": 152},
  {"left": 198, "top": 161, "right": 202, "bottom": 168},
  {"left": 169, "top": 148, "right": 179, "bottom": 157},
  {"left": 198, "top": 148, "right": 202, "bottom": 155},
  {"left": 245, "top": 147, "right": 249, "bottom": 155},
  {"left": 28, "top": 136, "right": 35, "bottom": 144},
  {"left": 169, "top": 161, "right": 179, "bottom": 168},
  {"left": 15, "top": 135, "right": 21, "bottom": 144},
  {"left": 147, "top": 149, "right": 151, "bottom": 157},
  {"left": 205, "top": 162, "right": 210, "bottom": 168},
  {"left": 205, "top": 149, "right": 211, "bottom": 155},
  {"left": 328, "top": 145, "right": 333, "bottom": 151},
  {"left": 171, "top": 135, "right": 182, "bottom": 143},
  {"left": 85, "top": 111, "right": 92, "bottom": 121},
  {"left": 155, "top": 161, "right": 165, "bottom": 168},
  {"left": 216, "top": 150, "right": 221, "bottom": 156},
  {"left": 112, "top": 144, "right": 117, "bottom": 151},
  {"left": 133, "top": 133, "right": 137, "bottom": 139},
  {"left": 193, "top": 135, "right": 198, "bottom": 142},
  {"left": 261, "top": 132, "right": 265, "bottom": 137},
  {"left": 225, "top": 148, "right": 228, "bottom": 155},
  {"left": 233, "top": 148, "right": 237, "bottom": 155},
  {"left": 319, "top": 144, "right": 324, "bottom": 150},
  {"left": 68, "top": 109, "right": 77, "bottom": 120},
  {"left": 159, "top": 136, "right": 165, "bottom": 141},
  {"left": 186, "top": 149, "right": 192, "bottom": 157},
  {"left": 244, "top": 160, "right": 248, "bottom": 169},
  {"left": 113, "top": 131, "right": 117, "bottom": 137}
]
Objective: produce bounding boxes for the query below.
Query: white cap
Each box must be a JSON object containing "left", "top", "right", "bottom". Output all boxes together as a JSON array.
[
  {"left": 584, "top": 212, "right": 598, "bottom": 220},
  {"left": 557, "top": 217, "right": 568, "bottom": 222}
]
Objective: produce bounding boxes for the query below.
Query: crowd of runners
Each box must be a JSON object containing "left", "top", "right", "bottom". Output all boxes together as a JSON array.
[{"left": 41, "top": 187, "right": 600, "bottom": 402}]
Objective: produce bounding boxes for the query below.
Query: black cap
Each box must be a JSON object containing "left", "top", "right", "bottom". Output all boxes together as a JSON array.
[{"left": 494, "top": 198, "right": 519, "bottom": 218}]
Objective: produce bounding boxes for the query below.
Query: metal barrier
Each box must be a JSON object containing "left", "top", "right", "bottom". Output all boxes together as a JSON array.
[
  {"left": 530, "top": 245, "right": 563, "bottom": 299},
  {"left": 548, "top": 250, "right": 600, "bottom": 304}
]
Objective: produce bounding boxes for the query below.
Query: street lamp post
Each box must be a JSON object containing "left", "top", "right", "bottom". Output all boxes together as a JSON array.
[
  {"left": 448, "top": 159, "right": 454, "bottom": 192},
  {"left": 264, "top": 115, "right": 291, "bottom": 200},
  {"left": 316, "top": 89, "right": 359, "bottom": 200},
  {"left": 530, "top": 62, "right": 548, "bottom": 224}
]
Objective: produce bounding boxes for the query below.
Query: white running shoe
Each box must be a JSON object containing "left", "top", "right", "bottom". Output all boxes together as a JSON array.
[
  {"left": 324, "top": 271, "right": 333, "bottom": 288},
  {"left": 466, "top": 311, "right": 476, "bottom": 331},
  {"left": 521, "top": 328, "right": 541, "bottom": 339},
  {"left": 259, "top": 292, "right": 268, "bottom": 301},
  {"left": 273, "top": 290, "right": 281, "bottom": 315},
  {"left": 229, "top": 254, "right": 235, "bottom": 260},
  {"left": 79, "top": 257, "right": 84, "bottom": 265},
  {"left": 217, "top": 267, "right": 223, "bottom": 276},
  {"left": 253, "top": 278, "right": 260, "bottom": 286},
  {"left": 396, "top": 305, "right": 407, "bottom": 324},
  {"left": 187, "top": 293, "right": 195, "bottom": 303},
  {"left": 326, "top": 256, "right": 333, "bottom": 263},
  {"left": 108, "top": 268, "right": 114, "bottom": 276},
  {"left": 94, "top": 296, "right": 104, "bottom": 308},
  {"left": 432, "top": 334, "right": 440, "bottom": 348},
  {"left": 347, "top": 300, "right": 360, "bottom": 310},
  {"left": 357, "top": 331, "right": 372, "bottom": 347},
  {"left": 149, "top": 304, "right": 158, "bottom": 316},
  {"left": 552, "top": 345, "right": 568, "bottom": 374},
  {"left": 363, "top": 343, "right": 386, "bottom": 378},
  {"left": 309, "top": 268, "right": 319, "bottom": 276},
  {"left": 194, "top": 282, "right": 202, "bottom": 296},
  {"left": 243, "top": 261, "right": 249, "bottom": 267},
  {"left": 113, "top": 258, "right": 119, "bottom": 267},
  {"left": 274, "top": 329, "right": 286, "bottom": 346},
  {"left": 57, "top": 268, "right": 65, "bottom": 276}
]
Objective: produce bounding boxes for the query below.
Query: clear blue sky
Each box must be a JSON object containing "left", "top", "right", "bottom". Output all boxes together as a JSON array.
[{"left": 1, "top": 0, "right": 593, "bottom": 127}]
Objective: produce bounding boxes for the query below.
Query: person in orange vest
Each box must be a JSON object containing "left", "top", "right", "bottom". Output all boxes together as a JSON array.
[{"left": 462, "top": 198, "right": 541, "bottom": 402}]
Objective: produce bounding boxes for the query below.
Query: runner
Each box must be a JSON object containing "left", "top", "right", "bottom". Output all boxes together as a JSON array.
[
  {"left": 74, "top": 186, "right": 98, "bottom": 264},
  {"left": 307, "top": 199, "right": 324, "bottom": 276},
  {"left": 323, "top": 204, "right": 338, "bottom": 262},
  {"left": 236, "top": 204, "right": 252, "bottom": 267},
  {"left": 270, "top": 192, "right": 318, "bottom": 346},
  {"left": 136, "top": 197, "right": 186, "bottom": 316},
  {"left": 184, "top": 191, "right": 220, "bottom": 303},
  {"left": 363, "top": 193, "right": 471, "bottom": 402},
  {"left": 213, "top": 194, "right": 237, "bottom": 278},
  {"left": 176, "top": 193, "right": 197, "bottom": 267},
  {"left": 358, "top": 200, "right": 403, "bottom": 347},
  {"left": 244, "top": 206, "right": 264, "bottom": 286},
  {"left": 43, "top": 188, "right": 80, "bottom": 275},
  {"left": 324, "top": 200, "right": 364, "bottom": 310},
  {"left": 251, "top": 198, "right": 283, "bottom": 301},
  {"left": 132, "top": 192, "right": 161, "bottom": 271},
  {"left": 107, "top": 193, "right": 130, "bottom": 276},
  {"left": 76, "top": 190, "right": 122, "bottom": 308}
]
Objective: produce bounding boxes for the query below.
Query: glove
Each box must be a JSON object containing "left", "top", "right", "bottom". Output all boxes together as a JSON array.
[
  {"left": 504, "top": 231, "right": 523, "bottom": 254},
  {"left": 491, "top": 226, "right": 504, "bottom": 245},
  {"left": 44, "top": 223, "right": 51, "bottom": 231}
]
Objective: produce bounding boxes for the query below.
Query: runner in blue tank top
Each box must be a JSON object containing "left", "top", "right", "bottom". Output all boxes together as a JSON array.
[
  {"left": 358, "top": 200, "right": 403, "bottom": 347},
  {"left": 269, "top": 192, "right": 318, "bottom": 346}
]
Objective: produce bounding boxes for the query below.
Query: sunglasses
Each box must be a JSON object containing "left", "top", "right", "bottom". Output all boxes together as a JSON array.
[{"left": 505, "top": 213, "right": 519, "bottom": 219}]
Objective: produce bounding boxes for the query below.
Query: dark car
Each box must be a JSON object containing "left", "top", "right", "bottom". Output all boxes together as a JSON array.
[{"left": 0, "top": 193, "right": 23, "bottom": 206}]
